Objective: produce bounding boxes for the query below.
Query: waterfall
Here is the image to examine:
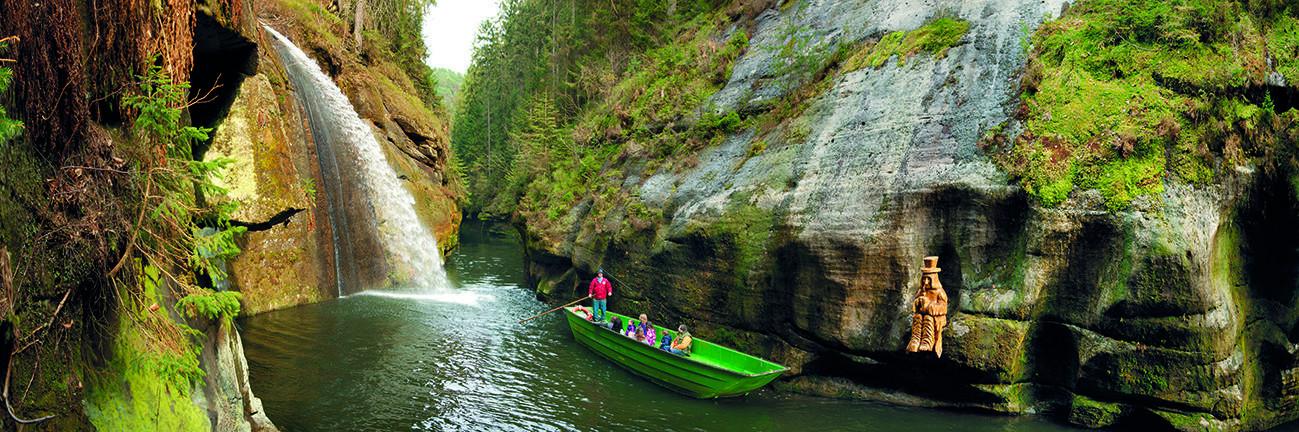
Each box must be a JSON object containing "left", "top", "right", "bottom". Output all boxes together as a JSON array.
[{"left": 263, "top": 25, "right": 450, "bottom": 293}]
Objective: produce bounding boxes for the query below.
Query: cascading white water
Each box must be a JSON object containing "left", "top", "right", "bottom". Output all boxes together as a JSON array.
[{"left": 263, "top": 25, "right": 450, "bottom": 292}]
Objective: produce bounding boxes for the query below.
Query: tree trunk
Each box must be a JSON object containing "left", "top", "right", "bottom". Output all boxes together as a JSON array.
[{"left": 352, "top": 0, "right": 366, "bottom": 50}]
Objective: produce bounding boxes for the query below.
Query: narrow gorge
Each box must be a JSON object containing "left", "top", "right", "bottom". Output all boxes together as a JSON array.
[{"left": 453, "top": 0, "right": 1299, "bottom": 430}]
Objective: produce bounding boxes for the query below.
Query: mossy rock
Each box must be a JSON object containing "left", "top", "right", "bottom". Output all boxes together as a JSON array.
[
  {"left": 1149, "top": 408, "right": 1236, "bottom": 432},
  {"left": 1078, "top": 346, "right": 1242, "bottom": 418},
  {"left": 969, "top": 383, "right": 1047, "bottom": 414},
  {"left": 1068, "top": 394, "right": 1126, "bottom": 428},
  {"left": 207, "top": 73, "right": 333, "bottom": 315},
  {"left": 84, "top": 265, "right": 210, "bottom": 431},
  {"left": 944, "top": 314, "right": 1030, "bottom": 383}
]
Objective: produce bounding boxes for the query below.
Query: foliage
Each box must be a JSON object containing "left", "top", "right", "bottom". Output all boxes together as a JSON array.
[
  {"left": 0, "top": 38, "right": 21, "bottom": 142},
  {"left": 986, "top": 0, "right": 1299, "bottom": 210},
  {"left": 175, "top": 289, "right": 243, "bottom": 323},
  {"left": 366, "top": 0, "right": 442, "bottom": 109},
  {"left": 844, "top": 17, "right": 971, "bottom": 71},
  {"left": 190, "top": 225, "right": 246, "bottom": 283},
  {"left": 452, "top": 0, "right": 731, "bottom": 214},
  {"left": 300, "top": 176, "right": 318, "bottom": 201},
  {"left": 122, "top": 62, "right": 246, "bottom": 296},
  {"left": 429, "top": 67, "right": 464, "bottom": 113}
]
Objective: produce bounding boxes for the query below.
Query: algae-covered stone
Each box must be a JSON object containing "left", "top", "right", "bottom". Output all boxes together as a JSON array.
[
  {"left": 1068, "top": 394, "right": 1125, "bottom": 428},
  {"left": 944, "top": 315, "right": 1029, "bottom": 383}
]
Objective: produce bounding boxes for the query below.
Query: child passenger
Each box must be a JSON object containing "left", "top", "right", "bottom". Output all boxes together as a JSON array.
[
  {"left": 659, "top": 334, "right": 673, "bottom": 351},
  {"left": 638, "top": 315, "right": 657, "bottom": 346}
]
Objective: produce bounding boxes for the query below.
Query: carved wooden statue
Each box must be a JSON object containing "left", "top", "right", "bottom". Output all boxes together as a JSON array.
[{"left": 906, "top": 256, "right": 948, "bottom": 357}]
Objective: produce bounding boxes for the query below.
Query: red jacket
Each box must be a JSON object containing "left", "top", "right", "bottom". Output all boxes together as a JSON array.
[{"left": 588, "top": 276, "right": 612, "bottom": 300}]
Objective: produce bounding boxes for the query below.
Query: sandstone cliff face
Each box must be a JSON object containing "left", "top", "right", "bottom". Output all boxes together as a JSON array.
[
  {"left": 518, "top": 1, "right": 1299, "bottom": 429},
  {"left": 192, "top": 319, "right": 280, "bottom": 432},
  {"left": 206, "top": 71, "right": 338, "bottom": 315}
]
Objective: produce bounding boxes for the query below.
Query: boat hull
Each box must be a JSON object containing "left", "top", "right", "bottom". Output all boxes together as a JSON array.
[{"left": 564, "top": 308, "right": 783, "bottom": 398}]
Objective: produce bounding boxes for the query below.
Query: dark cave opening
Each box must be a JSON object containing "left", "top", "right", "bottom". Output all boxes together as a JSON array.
[
  {"left": 1244, "top": 83, "right": 1299, "bottom": 114},
  {"left": 797, "top": 350, "right": 1011, "bottom": 406},
  {"left": 1239, "top": 168, "right": 1299, "bottom": 305},
  {"left": 188, "top": 13, "right": 257, "bottom": 291},
  {"left": 188, "top": 12, "right": 257, "bottom": 159}
]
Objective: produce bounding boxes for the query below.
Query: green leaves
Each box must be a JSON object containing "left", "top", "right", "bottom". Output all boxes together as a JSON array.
[
  {"left": 122, "top": 61, "right": 245, "bottom": 291},
  {"left": 189, "top": 225, "right": 246, "bottom": 284},
  {"left": 0, "top": 39, "right": 22, "bottom": 143},
  {"left": 175, "top": 289, "right": 244, "bottom": 323}
]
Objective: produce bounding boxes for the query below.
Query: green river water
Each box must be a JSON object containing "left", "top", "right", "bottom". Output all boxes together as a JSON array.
[{"left": 239, "top": 224, "right": 1084, "bottom": 431}]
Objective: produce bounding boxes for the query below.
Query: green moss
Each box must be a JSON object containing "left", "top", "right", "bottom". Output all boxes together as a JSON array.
[
  {"left": 972, "top": 383, "right": 1037, "bottom": 413},
  {"left": 844, "top": 17, "right": 971, "bottom": 71},
  {"left": 948, "top": 316, "right": 1030, "bottom": 382},
  {"left": 1103, "top": 229, "right": 1137, "bottom": 304},
  {"left": 1152, "top": 409, "right": 1228, "bottom": 432},
  {"left": 1069, "top": 394, "right": 1125, "bottom": 428},
  {"left": 705, "top": 202, "right": 775, "bottom": 287},
  {"left": 747, "top": 139, "right": 768, "bottom": 158},
  {"left": 994, "top": 0, "right": 1299, "bottom": 210},
  {"left": 84, "top": 264, "right": 209, "bottom": 431},
  {"left": 1267, "top": 15, "right": 1299, "bottom": 84},
  {"left": 0, "top": 136, "right": 47, "bottom": 251}
]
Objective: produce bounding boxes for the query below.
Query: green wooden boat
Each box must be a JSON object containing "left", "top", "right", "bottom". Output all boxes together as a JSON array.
[{"left": 564, "top": 307, "right": 786, "bottom": 398}]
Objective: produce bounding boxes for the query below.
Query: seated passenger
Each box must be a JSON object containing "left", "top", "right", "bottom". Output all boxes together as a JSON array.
[
  {"left": 633, "top": 327, "right": 647, "bottom": 344},
  {"left": 624, "top": 320, "right": 638, "bottom": 337},
  {"left": 659, "top": 334, "right": 673, "bottom": 351},
  {"left": 606, "top": 316, "right": 622, "bottom": 332},
  {"left": 670, "top": 325, "right": 693, "bottom": 356},
  {"left": 638, "top": 314, "right": 657, "bottom": 345}
]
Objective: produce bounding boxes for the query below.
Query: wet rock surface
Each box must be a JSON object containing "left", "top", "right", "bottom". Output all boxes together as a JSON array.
[
  {"left": 206, "top": 72, "right": 337, "bottom": 315},
  {"left": 193, "top": 319, "right": 280, "bottom": 432}
]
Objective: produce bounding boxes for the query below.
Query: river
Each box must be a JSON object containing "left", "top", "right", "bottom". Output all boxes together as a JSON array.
[{"left": 240, "top": 223, "right": 1081, "bottom": 431}]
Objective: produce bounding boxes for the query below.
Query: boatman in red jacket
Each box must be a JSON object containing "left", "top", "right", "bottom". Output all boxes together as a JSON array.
[{"left": 589, "top": 268, "right": 612, "bottom": 322}]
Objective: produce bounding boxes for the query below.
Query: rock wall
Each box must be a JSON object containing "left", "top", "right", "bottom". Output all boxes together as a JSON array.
[
  {"left": 517, "top": 1, "right": 1299, "bottom": 430},
  {"left": 206, "top": 70, "right": 339, "bottom": 315},
  {"left": 192, "top": 319, "right": 279, "bottom": 432}
]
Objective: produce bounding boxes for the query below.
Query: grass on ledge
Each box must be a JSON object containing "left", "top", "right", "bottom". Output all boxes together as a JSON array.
[{"left": 844, "top": 17, "right": 971, "bottom": 71}]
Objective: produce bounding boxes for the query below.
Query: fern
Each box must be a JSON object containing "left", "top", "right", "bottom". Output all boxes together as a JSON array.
[
  {"left": 0, "top": 39, "right": 22, "bottom": 142},
  {"left": 123, "top": 62, "right": 246, "bottom": 292},
  {"left": 175, "top": 289, "right": 243, "bottom": 323}
]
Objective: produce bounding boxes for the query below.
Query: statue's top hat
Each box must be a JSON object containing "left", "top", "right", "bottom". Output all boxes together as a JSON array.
[{"left": 922, "top": 256, "right": 941, "bottom": 274}]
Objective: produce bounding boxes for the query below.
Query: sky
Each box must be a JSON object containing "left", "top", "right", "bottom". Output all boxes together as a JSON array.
[{"left": 422, "top": 0, "right": 503, "bottom": 73}]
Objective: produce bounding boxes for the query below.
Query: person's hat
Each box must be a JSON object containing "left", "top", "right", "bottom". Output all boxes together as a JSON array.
[
  {"left": 598, "top": 268, "right": 604, "bottom": 273},
  {"left": 922, "top": 256, "right": 941, "bottom": 274}
]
